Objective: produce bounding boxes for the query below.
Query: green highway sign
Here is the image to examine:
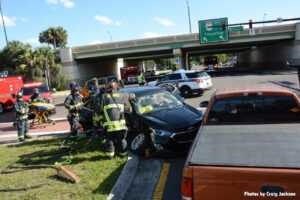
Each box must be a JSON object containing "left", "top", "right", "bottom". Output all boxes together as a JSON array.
[
  {"left": 198, "top": 18, "right": 228, "bottom": 44},
  {"left": 229, "top": 26, "right": 243, "bottom": 31}
]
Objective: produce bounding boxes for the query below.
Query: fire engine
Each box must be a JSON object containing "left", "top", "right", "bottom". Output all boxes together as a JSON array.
[
  {"left": 120, "top": 66, "right": 139, "bottom": 84},
  {"left": 0, "top": 74, "right": 23, "bottom": 114}
]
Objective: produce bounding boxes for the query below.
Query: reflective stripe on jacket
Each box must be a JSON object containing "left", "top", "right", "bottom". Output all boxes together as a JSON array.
[{"left": 99, "top": 91, "right": 127, "bottom": 132}]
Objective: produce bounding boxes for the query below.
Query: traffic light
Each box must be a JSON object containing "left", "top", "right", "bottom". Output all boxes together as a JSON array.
[
  {"left": 222, "top": 21, "right": 226, "bottom": 31},
  {"left": 249, "top": 19, "right": 253, "bottom": 29}
]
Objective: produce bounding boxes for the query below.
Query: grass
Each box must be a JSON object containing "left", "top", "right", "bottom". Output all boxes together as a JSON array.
[{"left": 0, "top": 137, "right": 127, "bottom": 200}]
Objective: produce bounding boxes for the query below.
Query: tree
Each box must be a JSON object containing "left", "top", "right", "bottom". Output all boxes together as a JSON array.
[
  {"left": 39, "top": 26, "right": 68, "bottom": 49},
  {"left": 0, "top": 40, "right": 33, "bottom": 80}
]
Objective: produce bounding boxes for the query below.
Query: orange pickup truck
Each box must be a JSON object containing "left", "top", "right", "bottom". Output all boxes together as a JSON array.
[{"left": 182, "top": 84, "right": 300, "bottom": 200}]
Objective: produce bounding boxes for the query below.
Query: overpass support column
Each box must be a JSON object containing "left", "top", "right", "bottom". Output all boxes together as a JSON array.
[
  {"left": 292, "top": 23, "right": 300, "bottom": 64},
  {"left": 60, "top": 48, "right": 80, "bottom": 88},
  {"left": 173, "top": 48, "right": 188, "bottom": 70}
]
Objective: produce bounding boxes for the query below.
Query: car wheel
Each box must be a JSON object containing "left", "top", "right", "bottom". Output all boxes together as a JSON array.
[
  {"left": 0, "top": 103, "right": 4, "bottom": 114},
  {"left": 180, "top": 86, "right": 192, "bottom": 98},
  {"left": 129, "top": 133, "right": 149, "bottom": 156}
]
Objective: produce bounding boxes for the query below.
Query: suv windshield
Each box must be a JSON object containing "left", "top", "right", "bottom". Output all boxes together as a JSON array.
[
  {"left": 208, "top": 96, "right": 300, "bottom": 123},
  {"left": 136, "top": 91, "right": 183, "bottom": 114},
  {"left": 22, "top": 85, "right": 49, "bottom": 96}
]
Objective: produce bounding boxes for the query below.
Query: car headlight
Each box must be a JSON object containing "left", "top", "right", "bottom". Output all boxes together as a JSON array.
[{"left": 152, "top": 129, "right": 174, "bottom": 137}]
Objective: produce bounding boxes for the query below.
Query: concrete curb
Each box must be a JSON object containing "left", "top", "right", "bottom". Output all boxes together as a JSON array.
[{"left": 107, "top": 151, "right": 140, "bottom": 200}]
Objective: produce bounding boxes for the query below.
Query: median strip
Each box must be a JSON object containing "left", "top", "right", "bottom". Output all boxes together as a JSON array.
[{"left": 153, "top": 162, "right": 171, "bottom": 200}]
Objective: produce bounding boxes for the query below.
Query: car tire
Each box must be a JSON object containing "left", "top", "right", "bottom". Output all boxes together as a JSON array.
[
  {"left": 129, "top": 133, "right": 150, "bottom": 156},
  {"left": 180, "top": 86, "right": 192, "bottom": 98},
  {"left": 0, "top": 103, "right": 4, "bottom": 114}
]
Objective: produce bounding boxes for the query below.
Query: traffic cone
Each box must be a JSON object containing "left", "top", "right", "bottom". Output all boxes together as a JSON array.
[{"left": 57, "top": 166, "right": 80, "bottom": 183}]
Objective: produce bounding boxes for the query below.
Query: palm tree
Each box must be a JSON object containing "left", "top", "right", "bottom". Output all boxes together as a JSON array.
[{"left": 39, "top": 27, "right": 68, "bottom": 49}]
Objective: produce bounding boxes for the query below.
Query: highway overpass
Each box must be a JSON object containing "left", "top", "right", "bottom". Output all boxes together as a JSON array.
[{"left": 60, "top": 22, "right": 300, "bottom": 86}]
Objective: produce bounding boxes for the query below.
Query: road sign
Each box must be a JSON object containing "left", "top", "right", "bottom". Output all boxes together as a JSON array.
[
  {"left": 249, "top": 28, "right": 255, "bottom": 36},
  {"left": 175, "top": 57, "right": 180, "bottom": 65},
  {"left": 198, "top": 18, "right": 229, "bottom": 44},
  {"left": 229, "top": 26, "right": 243, "bottom": 32}
]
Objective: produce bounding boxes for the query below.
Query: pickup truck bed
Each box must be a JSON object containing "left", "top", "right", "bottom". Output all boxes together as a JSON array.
[{"left": 188, "top": 124, "right": 300, "bottom": 169}]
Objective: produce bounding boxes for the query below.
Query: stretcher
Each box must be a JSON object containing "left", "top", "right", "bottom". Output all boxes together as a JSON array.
[{"left": 28, "top": 102, "right": 55, "bottom": 127}]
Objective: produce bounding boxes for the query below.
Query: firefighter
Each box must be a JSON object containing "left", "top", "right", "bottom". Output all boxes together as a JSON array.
[
  {"left": 14, "top": 92, "right": 31, "bottom": 142},
  {"left": 29, "top": 88, "right": 44, "bottom": 103},
  {"left": 137, "top": 73, "right": 144, "bottom": 86},
  {"left": 87, "top": 77, "right": 99, "bottom": 98},
  {"left": 64, "top": 86, "right": 83, "bottom": 137},
  {"left": 98, "top": 81, "right": 128, "bottom": 159}
]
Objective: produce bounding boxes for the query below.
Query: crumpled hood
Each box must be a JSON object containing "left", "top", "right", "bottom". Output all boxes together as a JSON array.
[{"left": 141, "top": 105, "right": 203, "bottom": 130}]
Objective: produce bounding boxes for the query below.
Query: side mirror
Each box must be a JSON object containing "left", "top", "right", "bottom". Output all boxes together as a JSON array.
[
  {"left": 200, "top": 101, "right": 209, "bottom": 108},
  {"left": 52, "top": 88, "right": 57, "bottom": 93}
]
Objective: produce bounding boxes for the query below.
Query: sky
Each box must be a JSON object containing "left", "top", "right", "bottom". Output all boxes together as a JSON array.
[{"left": 0, "top": 0, "right": 299, "bottom": 49}]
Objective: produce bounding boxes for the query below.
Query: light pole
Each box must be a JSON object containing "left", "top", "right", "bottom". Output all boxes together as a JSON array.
[
  {"left": 107, "top": 31, "right": 112, "bottom": 42},
  {"left": 186, "top": 0, "right": 192, "bottom": 34},
  {"left": 263, "top": 13, "right": 267, "bottom": 27},
  {"left": 0, "top": 0, "right": 8, "bottom": 46}
]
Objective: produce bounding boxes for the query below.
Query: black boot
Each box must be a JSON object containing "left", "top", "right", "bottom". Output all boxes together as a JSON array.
[{"left": 25, "top": 135, "right": 32, "bottom": 139}]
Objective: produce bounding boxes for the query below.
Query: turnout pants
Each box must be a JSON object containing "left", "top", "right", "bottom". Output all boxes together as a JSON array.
[
  {"left": 105, "top": 130, "right": 127, "bottom": 157},
  {"left": 68, "top": 116, "right": 79, "bottom": 136},
  {"left": 17, "top": 119, "right": 29, "bottom": 140}
]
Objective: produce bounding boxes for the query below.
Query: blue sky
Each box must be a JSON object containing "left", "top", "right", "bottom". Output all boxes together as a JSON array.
[{"left": 0, "top": 0, "right": 299, "bottom": 49}]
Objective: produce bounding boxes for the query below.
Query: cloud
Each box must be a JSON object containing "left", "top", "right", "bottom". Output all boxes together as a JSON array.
[
  {"left": 115, "top": 21, "right": 122, "bottom": 26},
  {"left": 90, "top": 40, "right": 103, "bottom": 44},
  {"left": 23, "top": 38, "right": 40, "bottom": 44},
  {"left": 20, "top": 18, "right": 28, "bottom": 22},
  {"left": 45, "top": 0, "right": 58, "bottom": 4},
  {"left": 153, "top": 17, "right": 175, "bottom": 26},
  {"left": 0, "top": 15, "right": 16, "bottom": 26},
  {"left": 142, "top": 32, "right": 163, "bottom": 38},
  {"left": 94, "top": 15, "right": 112, "bottom": 24},
  {"left": 60, "top": 0, "right": 75, "bottom": 8}
]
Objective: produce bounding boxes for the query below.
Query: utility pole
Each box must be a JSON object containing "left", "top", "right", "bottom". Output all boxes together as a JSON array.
[
  {"left": 186, "top": 0, "right": 192, "bottom": 34},
  {"left": 0, "top": 0, "right": 8, "bottom": 46}
]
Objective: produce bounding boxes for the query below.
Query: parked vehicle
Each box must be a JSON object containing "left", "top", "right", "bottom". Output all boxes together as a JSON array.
[
  {"left": 204, "top": 56, "right": 218, "bottom": 71},
  {"left": 148, "top": 70, "right": 213, "bottom": 97},
  {"left": 144, "top": 69, "right": 158, "bottom": 77},
  {"left": 120, "top": 86, "right": 204, "bottom": 156},
  {"left": 121, "top": 66, "right": 139, "bottom": 84},
  {"left": 21, "top": 82, "right": 55, "bottom": 105},
  {"left": 0, "top": 75, "right": 23, "bottom": 114},
  {"left": 182, "top": 84, "right": 300, "bottom": 200}
]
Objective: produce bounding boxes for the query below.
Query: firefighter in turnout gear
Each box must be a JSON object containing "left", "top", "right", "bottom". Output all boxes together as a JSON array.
[
  {"left": 14, "top": 92, "right": 31, "bottom": 142},
  {"left": 98, "top": 81, "right": 128, "bottom": 159},
  {"left": 64, "top": 86, "right": 83, "bottom": 137},
  {"left": 87, "top": 77, "right": 99, "bottom": 98},
  {"left": 29, "top": 88, "right": 44, "bottom": 103}
]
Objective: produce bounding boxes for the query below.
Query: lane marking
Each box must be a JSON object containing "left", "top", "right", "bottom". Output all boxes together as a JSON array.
[{"left": 153, "top": 162, "right": 171, "bottom": 200}]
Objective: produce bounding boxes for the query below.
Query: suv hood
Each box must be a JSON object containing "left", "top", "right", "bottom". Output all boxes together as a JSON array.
[{"left": 141, "top": 105, "right": 203, "bottom": 130}]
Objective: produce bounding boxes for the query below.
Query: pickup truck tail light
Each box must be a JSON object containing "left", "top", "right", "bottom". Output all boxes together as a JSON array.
[
  {"left": 181, "top": 177, "right": 193, "bottom": 200},
  {"left": 194, "top": 79, "right": 202, "bottom": 84}
]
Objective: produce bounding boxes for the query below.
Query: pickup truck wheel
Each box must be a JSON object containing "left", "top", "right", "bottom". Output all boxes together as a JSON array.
[
  {"left": 129, "top": 133, "right": 149, "bottom": 156},
  {"left": 0, "top": 103, "right": 4, "bottom": 114},
  {"left": 180, "top": 86, "right": 192, "bottom": 98}
]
